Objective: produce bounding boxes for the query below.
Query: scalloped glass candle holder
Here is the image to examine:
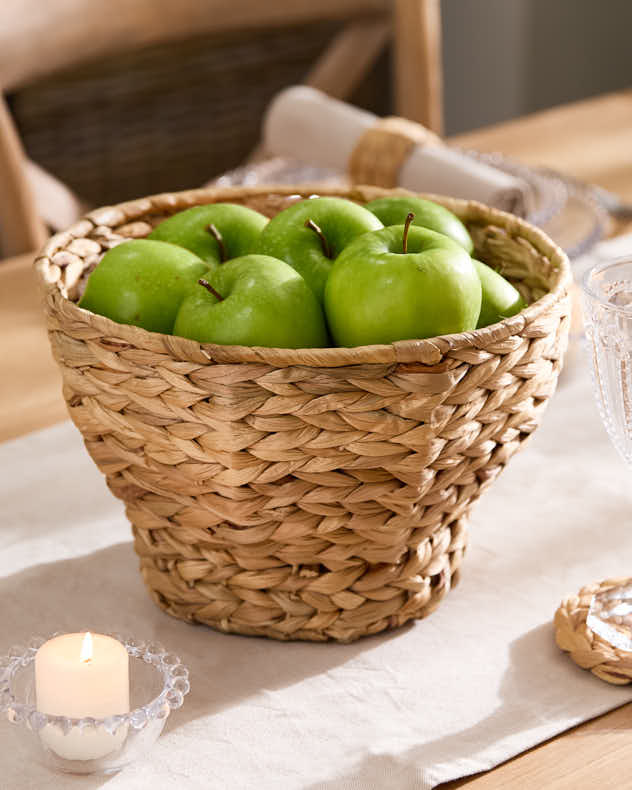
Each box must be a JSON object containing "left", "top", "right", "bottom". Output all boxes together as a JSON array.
[{"left": 0, "top": 634, "right": 190, "bottom": 775}]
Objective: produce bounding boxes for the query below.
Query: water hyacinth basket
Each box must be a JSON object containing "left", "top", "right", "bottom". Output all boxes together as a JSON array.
[{"left": 34, "top": 183, "right": 572, "bottom": 642}]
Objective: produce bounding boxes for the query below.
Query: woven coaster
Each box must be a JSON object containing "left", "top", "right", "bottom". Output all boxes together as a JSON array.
[{"left": 555, "top": 578, "right": 632, "bottom": 685}]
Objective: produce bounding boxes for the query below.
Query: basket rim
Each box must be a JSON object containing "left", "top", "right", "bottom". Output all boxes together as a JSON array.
[{"left": 34, "top": 183, "right": 572, "bottom": 368}]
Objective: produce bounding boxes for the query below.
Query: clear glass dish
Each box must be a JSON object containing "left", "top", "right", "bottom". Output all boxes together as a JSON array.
[{"left": 0, "top": 634, "right": 190, "bottom": 775}]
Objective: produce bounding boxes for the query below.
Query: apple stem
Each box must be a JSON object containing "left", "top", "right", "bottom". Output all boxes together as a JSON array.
[
  {"left": 206, "top": 223, "right": 227, "bottom": 262},
  {"left": 304, "top": 218, "right": 333, "bottom": 259},
  {"left": 198, "top": 278, "right": 224, "bottom": 302},
  {"left": 402, "top": 212, "right": 415, "bottom": 254}
]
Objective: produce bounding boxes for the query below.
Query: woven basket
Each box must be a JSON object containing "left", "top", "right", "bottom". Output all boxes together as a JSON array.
[{"left": 34, "top": 184, "right": 572, "bottom": 642}]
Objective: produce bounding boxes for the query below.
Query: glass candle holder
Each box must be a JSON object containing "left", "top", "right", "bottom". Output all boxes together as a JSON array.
[{"left": 0, "top": 633, "right": 190, "bottom": 775}]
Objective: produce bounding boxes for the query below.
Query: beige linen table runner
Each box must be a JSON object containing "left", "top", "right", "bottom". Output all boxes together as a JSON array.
[{"left": 2, "top": 240, "right": 632, "bottom": 789}]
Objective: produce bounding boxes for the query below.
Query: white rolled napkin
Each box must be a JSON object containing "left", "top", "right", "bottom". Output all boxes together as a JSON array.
[{"left": 263, "top": 86, "right": 533, "bottom": 217}]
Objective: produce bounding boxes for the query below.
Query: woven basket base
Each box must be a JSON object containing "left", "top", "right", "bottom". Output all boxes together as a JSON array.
[
  {"left": 555, "top": 578, "right": 632, "bottom": 684},
  {"left": 133, "top": 517, "right": 468, "bottom": 642}
]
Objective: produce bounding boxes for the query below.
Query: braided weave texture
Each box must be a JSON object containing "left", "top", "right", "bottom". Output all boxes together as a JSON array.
[
  {"left": 349, "top": 116, "right": 442, "bottom": 188},
  {"left": 555, "top": 579, "right": 632, "bottom": 685},
  {"left": 35, "top": 185, "right": 571, "bottom": 642}
]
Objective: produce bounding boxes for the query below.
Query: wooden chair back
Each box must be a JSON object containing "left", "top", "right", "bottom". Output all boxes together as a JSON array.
[{"left": 0, "top": 0, "right": 442, "bottom": 257}]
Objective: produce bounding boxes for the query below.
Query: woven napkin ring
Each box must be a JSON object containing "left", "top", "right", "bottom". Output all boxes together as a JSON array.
[
  {"left": 555, "top": 578, "right": 632, "bottom": 685},
  {"left": 348, "top": 116, "right": 442, "bottom": 187}
]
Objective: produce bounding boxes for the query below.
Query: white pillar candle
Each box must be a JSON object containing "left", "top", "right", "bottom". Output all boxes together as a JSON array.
[{"left": 35, "top": 632, "right": 129, "bottom": 761}]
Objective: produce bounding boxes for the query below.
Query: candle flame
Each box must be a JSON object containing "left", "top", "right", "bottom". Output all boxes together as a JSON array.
[{"left": 80, "top": 632, "right": 93, "bottom": 663}]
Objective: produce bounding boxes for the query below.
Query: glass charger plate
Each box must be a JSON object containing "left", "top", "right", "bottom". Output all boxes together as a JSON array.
[
  {"left": 213, "top": 152, "right": 611, "bottom": 261},
  {"left": 467, "top": 152, "right": 611, "bottom": 259}
]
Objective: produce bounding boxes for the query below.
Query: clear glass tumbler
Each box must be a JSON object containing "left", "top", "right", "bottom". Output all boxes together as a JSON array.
[{"left": 582, "top": 258, "right": 632, "bottom": 648}]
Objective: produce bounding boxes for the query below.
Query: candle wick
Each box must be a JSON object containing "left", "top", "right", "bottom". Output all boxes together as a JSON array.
[{"left": 80, "top": 631, "right": 93, "bottom": 663}]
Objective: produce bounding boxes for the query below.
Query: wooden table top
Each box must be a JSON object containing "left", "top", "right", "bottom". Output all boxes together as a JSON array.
[
  {"left": 3, "top": 88, "right": 632, "bottom": 788},
  {"left": 452, "top": 88, "right": 632, "bottom": 204}
]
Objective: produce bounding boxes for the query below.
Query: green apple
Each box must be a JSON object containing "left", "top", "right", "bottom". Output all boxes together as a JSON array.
[
  {"left": 173, "top": 255, "right": 329, "bottom": 348},
  {"left": 364, "top": 195, "right": 474, "bottom": 254},
  {"left": 79, "top": 239, "right": 209, "bottom": 333},
  {"left": 258, "top": 197, "right": 383, "bottom": 301},
  {"left": 474, "top": 259, "right": 525, "bottom": 328},
  {"left": 148, "top": 203, "right": 268, "bottom": 265},
  {"left": 324, "top": 219, "right": 481, "bottom": 346}
]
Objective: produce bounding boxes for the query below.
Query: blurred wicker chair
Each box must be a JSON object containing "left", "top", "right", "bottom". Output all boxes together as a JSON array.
[{"left": 0, "top": 0, "right": 443, "bottom": 257}]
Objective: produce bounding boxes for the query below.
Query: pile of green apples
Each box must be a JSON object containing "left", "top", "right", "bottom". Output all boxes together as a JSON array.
[{"left": 79, "top": 196, "right": 525, "bottom": 348}]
